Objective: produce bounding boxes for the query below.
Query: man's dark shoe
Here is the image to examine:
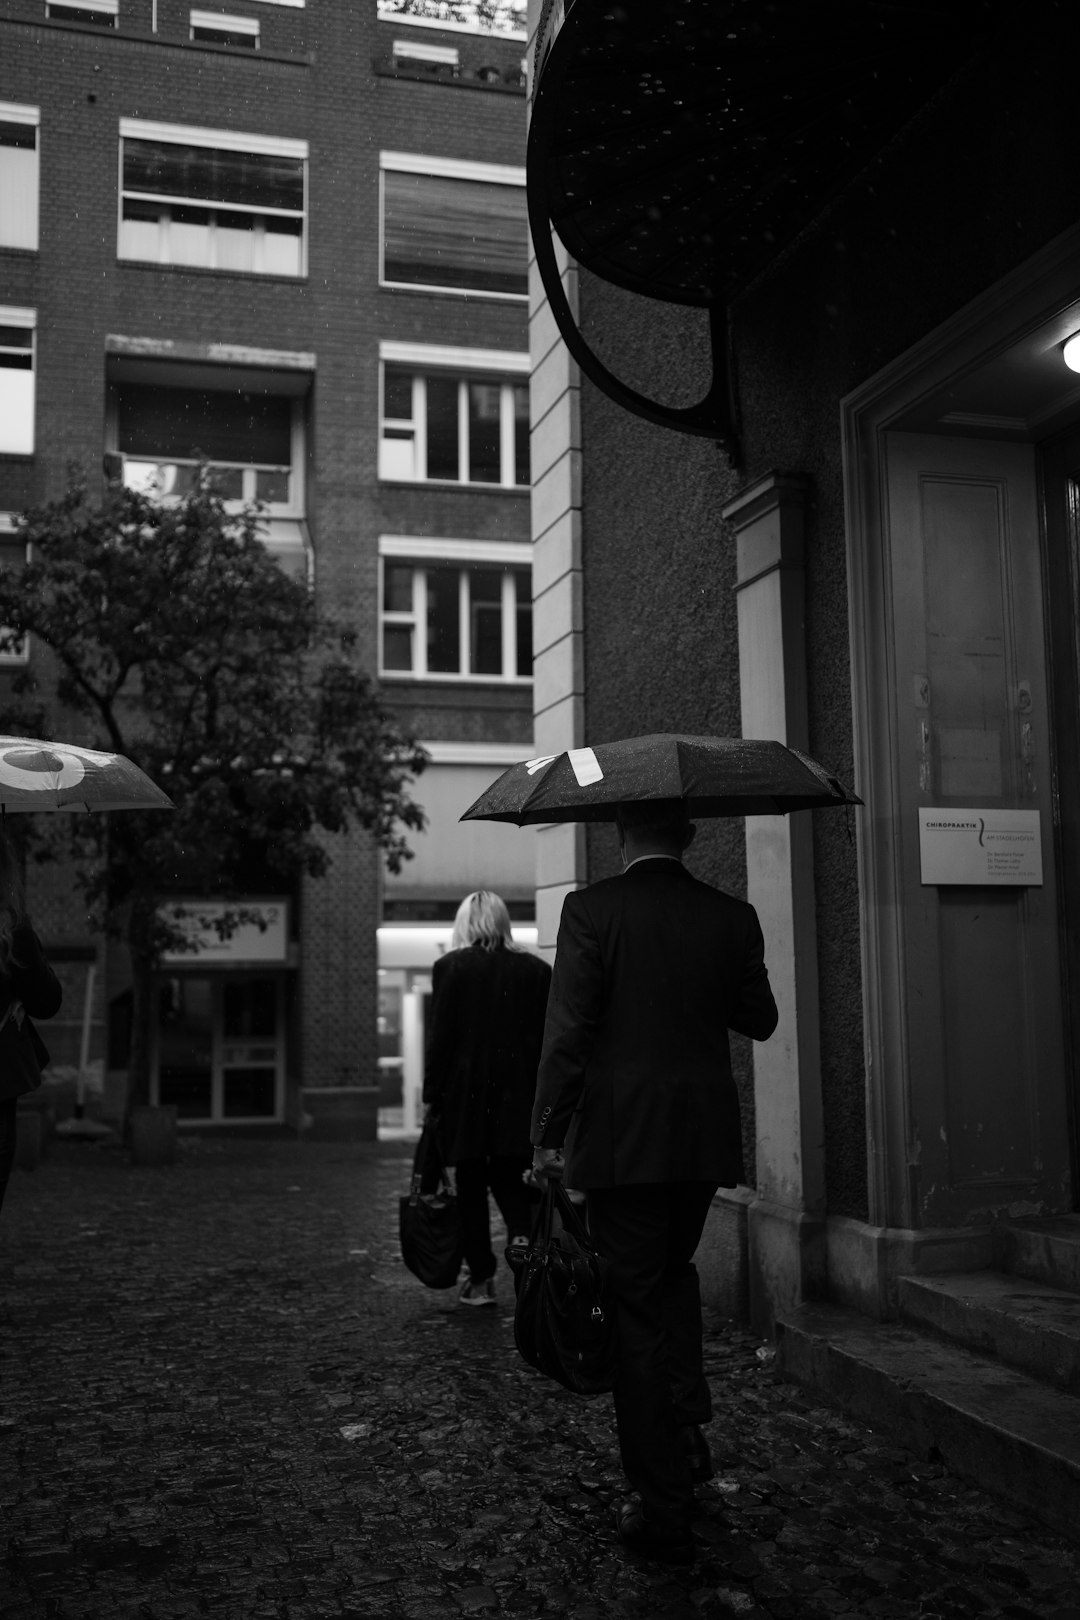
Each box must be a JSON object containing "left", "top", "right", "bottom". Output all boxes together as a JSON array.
[
  {"left": 681, "top": 1423, "right": 714, "bottom": 1484},
  {"left": 616, "top": 1501, "right": 696, "bottom": 1566}
]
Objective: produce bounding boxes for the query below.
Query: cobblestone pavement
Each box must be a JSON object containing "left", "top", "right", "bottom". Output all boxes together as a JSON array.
[{"left": 2, "top": 1139, "right": 1080, "bottom": 1620}]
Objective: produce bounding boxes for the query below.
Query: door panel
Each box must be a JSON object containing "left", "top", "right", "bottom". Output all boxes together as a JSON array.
[
  {"left": 886, "top": 432, "right": 1070, "bottom": 1225},
  {"left": 1038, "top": 428, "right": 1080, "bottom": 1201}
]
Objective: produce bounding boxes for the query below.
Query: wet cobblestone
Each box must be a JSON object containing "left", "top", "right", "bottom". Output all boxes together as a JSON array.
[{"left": 2, "top": 1138, "right": 1080, "bottom": 1619}]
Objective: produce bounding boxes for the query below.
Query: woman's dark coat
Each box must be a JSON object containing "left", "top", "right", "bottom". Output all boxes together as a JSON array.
[
  {"left": 0, "top": 922, "right": 63, "bottom": 1102},
  {"left": 423, "top": 943, "right": 551, "bottom": 1164}
]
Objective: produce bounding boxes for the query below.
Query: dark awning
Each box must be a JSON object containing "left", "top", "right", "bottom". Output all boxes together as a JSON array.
[{"left": 528, "top": 0, "right": 997, "bottom": 443}]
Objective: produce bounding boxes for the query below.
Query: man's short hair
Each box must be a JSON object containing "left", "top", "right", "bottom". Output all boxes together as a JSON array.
[{"left": 616, "top": 798, "right": 691, "bottom": 841}]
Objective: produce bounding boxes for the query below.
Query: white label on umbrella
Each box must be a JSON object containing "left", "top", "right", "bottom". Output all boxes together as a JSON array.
[
  {"left": 525, "top": 755, "right": 557, "bottom": 776},
  {"left": 568, "top": 747, "right": 603, "bottom": 786}
]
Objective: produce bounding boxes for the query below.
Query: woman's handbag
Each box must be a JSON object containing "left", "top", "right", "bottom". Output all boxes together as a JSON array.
[
  {"left": 510, "top": 1179, "right": 617, "bottom": 1396},
  {"left": 398, "top": 1117, "right": 465, "bottom": 1290}
]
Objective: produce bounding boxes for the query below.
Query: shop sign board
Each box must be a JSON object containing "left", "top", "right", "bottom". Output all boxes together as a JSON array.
[
  {"left": 159, "top": 899, "right": 289, "bottom": 963},
  {"left": 918, "top": 808, "right": 1042, "bottom": 886}
]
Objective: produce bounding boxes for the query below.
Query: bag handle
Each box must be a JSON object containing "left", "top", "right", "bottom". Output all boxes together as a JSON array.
[
  {"left": 410, "top": 1115, "right": 454, "bottom": 1199},
  {"left": 535, "top": 1178, "right": 593, "bottom": 1253},
  {"left": 551, "top": 1181, "right": 593, "bottom": 1249}
]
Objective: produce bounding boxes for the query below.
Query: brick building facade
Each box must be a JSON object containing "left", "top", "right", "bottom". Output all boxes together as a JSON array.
[{"left": 0, "top": 0, "right": 535, "bottom": 1134}]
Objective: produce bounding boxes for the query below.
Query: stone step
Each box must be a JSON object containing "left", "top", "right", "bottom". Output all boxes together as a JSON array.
[
  {"left": 898, "top": 1270, "right": 1080, "bottom": 1396},
  {"left": 995, "top": 1214, "right": 1080, "bottom": 1292},
  {"left": 776, "top": 1301, "right": 1080, "bottom": 1542}
]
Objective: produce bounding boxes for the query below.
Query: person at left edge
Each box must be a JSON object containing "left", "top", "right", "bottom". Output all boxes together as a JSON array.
[
  {"left": 0, "top": 833, "right": 63, "bottom": 1218},
  {"left": 423, "top": 890, "right": 551, "bottom": 1307}
]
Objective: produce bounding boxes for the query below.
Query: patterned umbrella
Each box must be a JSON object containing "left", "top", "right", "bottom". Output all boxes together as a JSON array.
[
  {"left": 0, "top": 735, "right": 173, "bottom": 814},
  {"left": 461, "top": 734, "right": 861, "bottom": 825}
]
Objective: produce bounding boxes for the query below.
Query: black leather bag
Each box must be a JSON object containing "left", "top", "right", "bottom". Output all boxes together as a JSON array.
[
  {"left": 398, "top": 1117, "right": 465, "bottom": 1290},
  {"left": 510, "top": 1179, "right": 617, "bottom": 1396}
]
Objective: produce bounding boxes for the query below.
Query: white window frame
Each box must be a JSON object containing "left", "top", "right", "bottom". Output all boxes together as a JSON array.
[
  {"left": 190, "top": 10, "right": 260, "bottom": 45},
  {"left": 46, "top": 0, "right": 118, "bottom": 20},
  {"left": 0, "top": 515, "right": 29, "bottom": 666},
  {"left": 0, "top": 306, "right": 36, "bottom": 457},
  {"left": 0, "top": 103, "right": 40, "bottom": 253},
  {"left": 118, "top": 119, "right": 308, "bottom": 278},
  {"left": 379, "top": 535, "right": 532, "bottom": 684},
  {"left": 379, "top": 151, "right": 527, "bottom": 302},
  {"left": 379, "top": 342, "right": 529, "bottom": 488}
]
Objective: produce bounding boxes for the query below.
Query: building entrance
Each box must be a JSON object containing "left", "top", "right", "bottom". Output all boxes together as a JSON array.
[
  {"left": 152, "top": 973, "right": 285, "bottom": 1123},
  {"left": 882, "top": 432, "right": 1070, "bottom": 1226},
  {"left": 1037, "top": 422, "right": 1080, "bottom": 1202}
]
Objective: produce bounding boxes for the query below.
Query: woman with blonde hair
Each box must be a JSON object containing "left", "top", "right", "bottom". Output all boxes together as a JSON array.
[
  {"left": 424, "top": 890, "right": 551, "bottom": 1305},
  {"left": 0, "top": 832, "right": 62, "bottom": 1216}
]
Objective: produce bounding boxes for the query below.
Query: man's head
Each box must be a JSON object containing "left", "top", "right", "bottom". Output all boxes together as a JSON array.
[{"left": 615, "top": 798, "right": 696, "bottom": 866}]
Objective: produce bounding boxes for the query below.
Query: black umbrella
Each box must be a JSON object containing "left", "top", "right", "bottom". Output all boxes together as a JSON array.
[{"left": 460, "top": 735, "right": 862, "bottom": 826}]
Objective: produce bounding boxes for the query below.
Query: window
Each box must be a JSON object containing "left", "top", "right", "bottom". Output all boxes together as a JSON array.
[
  {"left": 392, "top": 39, "right": 459, "bottom": 68},
  {"left": 0, "top": 104, "right": 39, "bottom": 252},
  {"left": 377, "top": 0, "right": 526, "bottom": 35},
  {"left": 46, "top": 0, "right": 118, "bottom": 23},
  {"left": 112, "top": 382, "right": 301, "bottom": 511},
  {"left": 191, "top": 10, "right": 259, "bottom": 47},
  {"left": 380, "top": 349, "right": 529, "bottom": 486},
  {"left": 380, "top": 542, "right": 532, "bottom": 681},
  {"left": 119, "top": 120, "right": 307, "bottom": 277},
  {"left": 0, "top": 309, "right": 35, "bottom": 456},
  {"left": 0, "top": 518, "right": 28, "bottom": 665},
  {"left": 381, "top": 153, "right": 527, "bottom": 298}
]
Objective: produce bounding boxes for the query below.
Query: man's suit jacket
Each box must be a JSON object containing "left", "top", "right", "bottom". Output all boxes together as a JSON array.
[
  {"left": 530, "top": 858, "right": 778, "bottom": 1188},
  {"left": 424, "top": 943, "right": 552, "bottom": 1164}
]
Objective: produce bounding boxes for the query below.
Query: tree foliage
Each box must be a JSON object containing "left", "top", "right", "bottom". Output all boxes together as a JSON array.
[{"left": 0, "top": 478, "right": 427, "bottom": 1106}]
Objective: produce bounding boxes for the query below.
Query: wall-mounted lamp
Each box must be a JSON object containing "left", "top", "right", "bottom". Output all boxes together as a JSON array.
[{"left": 1063, "top": 332, "right": 1080, "bottom": 372}]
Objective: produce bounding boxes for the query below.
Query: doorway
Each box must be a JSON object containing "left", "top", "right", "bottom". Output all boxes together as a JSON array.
[
  {"left": 842, "top": 225, "right": 1080, "bottom": 1232},
  {"left": 1037, "top": 423, "right": 1080, "bottom": 1198},
  {"left": 152, "top": 973, "right": 285, "bottom": 1123},
  {"left": 881, "top": 432, "right": 1069, "bottom": 1225}
]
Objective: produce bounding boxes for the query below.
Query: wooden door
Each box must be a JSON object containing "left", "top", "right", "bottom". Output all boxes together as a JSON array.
[
  {"left": 1038, "top": 425, "right": 1080, "bottom": 1202},
  {"left": 885, "top": 432, "right": 1071, "bottom": 1226}
]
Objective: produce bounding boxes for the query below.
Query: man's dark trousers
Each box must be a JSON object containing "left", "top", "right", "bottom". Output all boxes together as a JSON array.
[
  {"left": 454, "top": 1156, "right": 533, "bottom": 1283},
  {"left": 587, "top": 1179, "right": 718, "bottom": 1534}
]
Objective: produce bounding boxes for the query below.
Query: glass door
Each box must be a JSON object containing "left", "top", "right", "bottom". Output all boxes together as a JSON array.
[
  {"left": 157, "top": 976, "right": 214, "bottom": 1118},
  {"left": 153, "top": 974, "right": 285, "bottom": 1122}
]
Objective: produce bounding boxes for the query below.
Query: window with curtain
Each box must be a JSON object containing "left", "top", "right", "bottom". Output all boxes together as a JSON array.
[
  {"left": 46, "top": 0, "right": 118, "bottom": 22},
  {"left": 116, "top": 383, "right": 297, "bottom": 508},
  {"left": 0, "top": 312, "right": 35, "bottom": 456},
  {"left": 190, "top": 10, "right": 259, "bottom": 46},
  {"left": 382, "top": 169, "right": 527, "bottom": 297},
  {"left": 119, "top": 123, "right": 307, "bottom": 277},
  {"left": 0, "top": 105, "right": 39, "bottom": 252}
]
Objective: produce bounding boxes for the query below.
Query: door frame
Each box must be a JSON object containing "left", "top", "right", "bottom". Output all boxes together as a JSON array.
[{"left": 841, "top": 222, "right": 1080, "bottom": 1230}]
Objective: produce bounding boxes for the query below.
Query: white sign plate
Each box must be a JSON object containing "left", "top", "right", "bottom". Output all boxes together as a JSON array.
[
  {"left": 918, "top": 808, "right": 1042, "bottom": 886},
  {"left": 160, "top": 899, "right": 289, "bottom": 963}
]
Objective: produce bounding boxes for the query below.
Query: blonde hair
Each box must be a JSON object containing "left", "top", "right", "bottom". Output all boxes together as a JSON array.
[
  {"left": 0, "top": 831, "right": 26, "bottom": 972},
  {"left": 450, "top": 890, "right": 519, "bottom": 952}
]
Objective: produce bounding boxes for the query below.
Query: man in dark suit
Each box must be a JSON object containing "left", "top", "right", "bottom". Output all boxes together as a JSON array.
[{"left": 531, "top": 798, "right": 778, "bottom": 1565}]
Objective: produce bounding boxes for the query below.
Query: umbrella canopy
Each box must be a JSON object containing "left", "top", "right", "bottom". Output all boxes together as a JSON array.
[
  {"left": 460, "top": 735, "right": 861, "bottom": 826},
  {"left": 0, "top": 736, "right": 173, "bottom": 814}
]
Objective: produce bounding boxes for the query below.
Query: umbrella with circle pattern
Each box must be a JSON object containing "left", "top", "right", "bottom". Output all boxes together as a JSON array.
[{"left": 0, "top": 735, "right": 173, "bottom": 814}]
